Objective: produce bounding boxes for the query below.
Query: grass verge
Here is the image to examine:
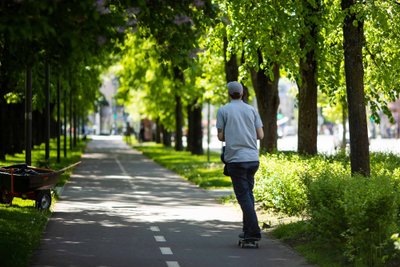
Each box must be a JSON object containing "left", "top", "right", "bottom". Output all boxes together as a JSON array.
[
  {"left": 271, "top": 221, "right": 347, "bottom": 266},
  {"left": 0, "top": 138, "right": 86, "bottom": 267},
  {"left": 134, "top": 142, "right": 231, "bottom": 189}
]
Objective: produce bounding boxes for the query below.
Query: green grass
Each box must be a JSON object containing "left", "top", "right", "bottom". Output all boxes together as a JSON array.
[
  {"left": 134, "top": 142, "right": 232, "bottom": 189},
  {"left": 271, "top": 221, "right": 347, "bottom": 266},
  {"left": 0, "top": 203, "right": 50, "bottom": 267},
  {"left": 0, "top": 137, "right": 87, "bottom": 267}
]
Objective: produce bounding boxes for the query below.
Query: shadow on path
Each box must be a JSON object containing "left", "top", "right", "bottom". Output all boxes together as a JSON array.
[{"left": 31, "top": 136, "right": 311, "bottom": 267}]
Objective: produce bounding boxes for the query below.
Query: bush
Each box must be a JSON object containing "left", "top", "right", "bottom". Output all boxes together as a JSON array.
[
  {"left": 306, "top": 172, "right": 348, "bottom": 244},
  {"left": 342, "top": 175, "right": 398, "bottom": 265},
  {"left": 255, "top": 153, "right": 308, "bottom": 216},
  {"left": 257, "top": 152, "right": 400, "bottom": 265},
  {"left": 307, "top": 173, "right": 398, "bottom": 265},
  {"left": 255, "top": 153, "right": 348, "bottom": 216}
]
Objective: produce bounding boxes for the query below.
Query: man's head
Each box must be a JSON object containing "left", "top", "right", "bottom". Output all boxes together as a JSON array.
[{"left": 227, "top": 81, "right": 243, "bottom": 99}]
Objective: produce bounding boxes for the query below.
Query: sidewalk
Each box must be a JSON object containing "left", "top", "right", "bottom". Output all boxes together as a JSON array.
[{"left": 31, "top": 136, "right": 312, "bottom": 267}]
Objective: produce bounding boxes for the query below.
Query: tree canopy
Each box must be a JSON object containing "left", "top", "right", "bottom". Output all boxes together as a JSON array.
[{"left": 2, "top": 0, "right": 400, "bottom": 170}]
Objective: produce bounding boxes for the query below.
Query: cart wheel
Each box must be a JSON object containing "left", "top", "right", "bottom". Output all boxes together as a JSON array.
[
  {"left": 35, "top": 190, "right": 52, "bottom": 210},
  {"left": 0, "top": 190, "right": 13, "bottom": 205}
]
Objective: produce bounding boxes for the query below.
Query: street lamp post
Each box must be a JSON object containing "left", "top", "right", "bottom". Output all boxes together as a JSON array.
[{"left": 207, "top": 100, "right": 211, "bottom": 163}]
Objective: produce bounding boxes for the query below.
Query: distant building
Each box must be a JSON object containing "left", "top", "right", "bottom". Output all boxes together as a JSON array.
[
  {"left": 278, "top": 78, "right": 297, "bottom": 136},
  {"left": 87, "top": 74, "right": 126, "bottom": 135},
  {"left": 384, "top": 99, "right": 400, "bottom": 138}
]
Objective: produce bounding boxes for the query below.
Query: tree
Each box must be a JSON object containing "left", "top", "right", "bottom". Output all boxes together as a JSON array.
[
  {"left": 312, "top": 1, "right": 400, "bottom": 171},
  {"left": 0, "top": 0, "right": 126, "bottom": 161},
  {"left": 222, "top": 0, "right": 291, "bottom": 152},
  {"left": 116, "top": 1, "right": 216, "bottom": 152},
  {"left": 116, "top": 33, "right": 177, "bottom": 146},
  {"left": 129, "top": 1, "right": 215, "bottom": 152},
  {"left": 250, "top": 50, "right": 280, "bottom": 152},
  {"left": 296, "top": 0, "right": 321, "bottom": 155},
  {"left": 341, "top": 0, "right": 370, "bottom": 176},
  {"left": 363, "top": 1, "right": 400, "bottom": 120}
]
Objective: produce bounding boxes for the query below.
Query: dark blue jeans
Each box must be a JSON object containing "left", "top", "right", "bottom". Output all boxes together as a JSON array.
[{"left": 227, "top": 161, "right": 260, "bottom": 238}]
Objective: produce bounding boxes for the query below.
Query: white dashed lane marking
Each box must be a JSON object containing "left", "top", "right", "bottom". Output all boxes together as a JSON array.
[
  {"left": 115, "top": 158, "right": 128, "bottom": 175},
  {"left": 150, "top": 226, "right": 160, "bottom": 232},
  {"left": 150, "top": 225, "right": 179, "bottom": 266},
  {"left": 154, "top": 235, "right": 166, "bottom": 242},
  {"left": 166, "top": 261, "right": 180, "bottom": 267},
  {"left": 160, "top": 247, "right": 173, "bottom": 255}
]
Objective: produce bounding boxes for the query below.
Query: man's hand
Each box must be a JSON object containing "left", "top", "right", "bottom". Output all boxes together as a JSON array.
[
  {"left": 256, "top": 127, "right": 264, "bottom": 140},
  {"left": 217, "top": 128, "right": 225, "bottom": 141}
]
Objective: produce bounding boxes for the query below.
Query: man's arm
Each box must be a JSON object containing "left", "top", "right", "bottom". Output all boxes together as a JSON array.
[
  {"left": 256, "top": 127, "right": 264, "bottom": 140},
  {"left": 217, "top": 128, "right": 225, "bottom": 141}
]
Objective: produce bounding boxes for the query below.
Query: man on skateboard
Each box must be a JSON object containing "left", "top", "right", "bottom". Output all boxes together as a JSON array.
[{"left": 216, "top": 81, "right": 264, "bottom": 244}]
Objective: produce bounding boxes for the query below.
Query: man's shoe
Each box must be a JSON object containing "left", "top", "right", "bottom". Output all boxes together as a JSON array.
[
  {"left": 251, "top": 233, "right": 262, "bottom": 240},
  {"left": 238, "top": 232, "right": 261, "bottom": 240}
]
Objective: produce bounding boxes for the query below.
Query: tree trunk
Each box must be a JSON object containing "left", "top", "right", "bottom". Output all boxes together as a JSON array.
[
  {"left": 224, "top": 36, "right": 239, "bottom": 83},
  {"left": 73, "top": 108, "right": 77, "bottom": 147},
  {"left": 297, "top": 0, "right": 319, "bottom": 155},
  {"left": 25, "top": 66, "right": 33, "bottom": 165},
  {"left": 240, "top": 48, "right": 250, "bottom": 103},
  {"left": 223, "top": 36, "right": 252, "bottom": 102},
  {"left": 57, "top": 76, "right": 61, "bottom": 163},
  {"left": 251, "top": 50, "right": 279, "bottom": 153},
  {"left": 0, "top": 80, "right": 6, "bottom": 160},
  {"left": 187, "top": 104, "right": 194, "bottom": 152},
  {"left": 0, "top": 34, "right": 12, "bottom": 160},
  {"left": 69, "top": 89, "right": 73, "bottom": 149},
  {"left": 155, "top": 118, "right": 162, "bottom": 143},
  {"left": 161, "top": 124, "right": 172, "bottom": 147},
  {"left": 45, "top": 61, "right": 50, "bottom": 162},
  {"left": 341, "top": 0, "right": 370, "bottom": 176},
  {"left": 189, "top": 101, "right": 204, "bottom": 155},
  {"left": 175, "top": 95, "right": 184, "bottom": 151},
  {"left": 192, "top": 105, "right": 204, "bottom": 155},
  {"left": 77, "top": 115, "right": 80, "bottom": 144},
  {"left": 64, "top": 88, "right": 67, "bottom": 158},
  {"left": 173, "top": 67, "right": 184, "bottom": 151}
]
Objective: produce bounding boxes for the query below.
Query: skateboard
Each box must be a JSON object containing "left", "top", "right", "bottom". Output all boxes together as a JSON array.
[{"left": 238, "top": 238, "right": 260, "bottom": 248}]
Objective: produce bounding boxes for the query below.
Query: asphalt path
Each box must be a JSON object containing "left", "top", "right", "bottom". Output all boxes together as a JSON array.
[{"left": 31, "top": 136, "right": 312, "bottom": 267}]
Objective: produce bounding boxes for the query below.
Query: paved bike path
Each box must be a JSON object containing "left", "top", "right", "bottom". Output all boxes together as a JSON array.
[{"left": 31, "top": 136, "right": 311, "bottom": 267}]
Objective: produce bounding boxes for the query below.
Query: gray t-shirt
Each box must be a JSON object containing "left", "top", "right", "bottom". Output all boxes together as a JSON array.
[{"left": 216, "top": 100, "right": 263, "bottom": 163}]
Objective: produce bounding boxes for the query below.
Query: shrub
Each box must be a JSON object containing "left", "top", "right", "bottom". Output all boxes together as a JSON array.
[
  {"left": 343, "top": 175, "right": 398, "bottom": 265},
  {"left": 255, "top": 153, "right": 348, "bottom": 216},
  {"left": 257, "top": 152, "right": 400, "bottom": 265},
  {"left": 307, "top": 173, "right": 398, "bottom": 265},
  {"left": 255, "top": 153, "right": 308, "bottom": 216},
  {"left": 306, "top": 172, "right": 349, "bottom": 244}
]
